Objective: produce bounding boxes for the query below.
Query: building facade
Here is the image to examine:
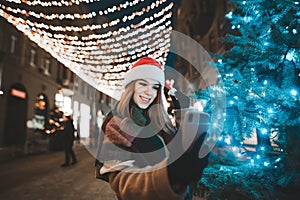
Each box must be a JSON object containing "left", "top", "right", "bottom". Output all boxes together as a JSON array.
[
  {"left": 171, "top": 0, "right": 229, "bottom": 91},
  {"left": 0, "top": 17, "right": 111, "bottom": 155},
  {"left": 0, "top": 16, "right": 71, "bottom": 153}
]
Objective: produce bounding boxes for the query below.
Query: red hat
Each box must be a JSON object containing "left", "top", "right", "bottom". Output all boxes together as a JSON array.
[{"left": 123, "top": 57, "right": 165, "bottom": 87}]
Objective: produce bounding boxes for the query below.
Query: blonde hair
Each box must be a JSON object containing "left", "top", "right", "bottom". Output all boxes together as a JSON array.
[{"left": 116, "top": 81, "right": 175, "bottom": 133}]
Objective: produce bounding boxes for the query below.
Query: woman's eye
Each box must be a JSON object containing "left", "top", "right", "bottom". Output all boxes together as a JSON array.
[
  {"left": 139, "top": 82, "right": 147, "bottom": 86},
  {"left": 152, "top": 85, "right": 160, "bottom": 90}
]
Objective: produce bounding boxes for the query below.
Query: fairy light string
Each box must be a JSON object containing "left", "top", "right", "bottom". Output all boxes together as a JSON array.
[{"left": 0, "top": 0, "right": 174, "bottom": 99}]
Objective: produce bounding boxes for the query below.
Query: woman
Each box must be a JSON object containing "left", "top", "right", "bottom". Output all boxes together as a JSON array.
[{"left": 96, "top": 57, "right": 208, "bottom": 200}]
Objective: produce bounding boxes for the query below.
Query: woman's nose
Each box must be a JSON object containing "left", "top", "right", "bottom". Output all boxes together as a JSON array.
[{"left": 144, "top": 86, "right": 153, "bottom": 95}]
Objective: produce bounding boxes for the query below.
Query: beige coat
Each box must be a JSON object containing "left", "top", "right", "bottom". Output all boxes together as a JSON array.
[{"left": 108, "top": 159, "right": 186, "bottom": 200}]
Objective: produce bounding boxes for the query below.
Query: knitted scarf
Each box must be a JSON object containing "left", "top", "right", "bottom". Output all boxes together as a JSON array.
[{"left": 130, "top": 102, "right": 149, "bottom": 127}]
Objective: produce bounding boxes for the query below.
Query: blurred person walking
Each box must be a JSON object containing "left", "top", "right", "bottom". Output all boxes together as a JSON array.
[{"left": 61, "top": 114, "right": 77, "bottom": 167}]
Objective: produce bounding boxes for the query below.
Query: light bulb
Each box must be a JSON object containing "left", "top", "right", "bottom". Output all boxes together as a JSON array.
[
  {"left": 290, "top": 89, "right": 297, "bottom": 96},
  {"left": 263, "top": 161, "right": 270, "bottom": 167}
]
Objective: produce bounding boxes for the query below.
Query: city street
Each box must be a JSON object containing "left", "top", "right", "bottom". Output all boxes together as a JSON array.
[
  {"left": 0, "top": 144, "right": 116, "bottom": 200},
  {"left": 0, "top": 1, "right": 299, "bottom": 200}
]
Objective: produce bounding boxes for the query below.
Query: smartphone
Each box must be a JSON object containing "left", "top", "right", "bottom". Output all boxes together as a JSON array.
[{"left": 175, "top": 108, "right": 210, "bottom": 150}]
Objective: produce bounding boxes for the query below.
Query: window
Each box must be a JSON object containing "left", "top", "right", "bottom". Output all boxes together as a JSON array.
[
  {"left": 10, "top": 35, "right": 17, "bottom": 54},
  {"left": 70, "top": 71, "right": 74, "bottom": 83},
  {"left": 56, "top": 63, "right": 62, "bottom": 83},
  {"left": 80, "top": 81, "right": 85, "bottom": 95},
  {"left": 87, "top": 85, "right": 91, "bottom": 100},
  {"left": 30, "top": 49, "right": 37, "bottom": 67},
  {"left": 44, "top": 59, "right": 51, "bottom": 76},
  {"left": 62, "top": 67, "right": 69, "bottom": 86},
  {"left": 62, "top": 67, "right": 68, "bottom": 79}
]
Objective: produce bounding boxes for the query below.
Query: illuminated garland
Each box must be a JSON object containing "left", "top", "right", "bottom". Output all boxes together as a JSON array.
[
  {"left": 6, "top": 0, "right": 105, "bottom": 7},
  {"left": 2, "top": 0, "right": 163, "bottom": 21},
  {"left": 0, "top": 0, "right": 174, "bottom": 99},
  {"left": 53, "top": 21, "right": 172, "bottom": 54},
  {"left": 33, "top": 20, "right": 172, "bottom": 71},
  {"left": 0, "top": 2, "right": 172, "bottom": 36}
]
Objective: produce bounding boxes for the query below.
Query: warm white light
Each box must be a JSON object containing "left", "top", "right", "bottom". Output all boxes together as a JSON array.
[{"left": 0, "top": 0, "right": 174, "bottom": 99}]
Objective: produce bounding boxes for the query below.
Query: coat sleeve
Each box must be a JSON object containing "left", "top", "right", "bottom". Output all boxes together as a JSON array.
[{"left": 108, "top": 158, "right": 186, "bottom": 200}]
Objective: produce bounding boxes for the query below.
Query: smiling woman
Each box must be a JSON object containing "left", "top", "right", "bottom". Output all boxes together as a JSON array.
[{"left": 95, "top": 57, "right": 209, "bottom": 200}]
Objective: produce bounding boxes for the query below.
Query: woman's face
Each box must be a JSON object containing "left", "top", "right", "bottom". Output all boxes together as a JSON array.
[{"left": 133, "top": 79, "right": 160, "bottom": 109}]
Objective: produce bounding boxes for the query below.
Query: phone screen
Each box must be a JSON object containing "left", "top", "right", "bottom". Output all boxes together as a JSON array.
[{"left": 174, "top": 108, "right": 210, "bottom": 150}]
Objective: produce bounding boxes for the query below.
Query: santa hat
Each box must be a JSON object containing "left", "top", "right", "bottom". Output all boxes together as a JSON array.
[{"left": 123, "top": 57, "right": 165, "bottom": 87}]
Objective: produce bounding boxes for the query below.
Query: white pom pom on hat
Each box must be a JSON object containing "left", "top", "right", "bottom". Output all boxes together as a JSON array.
[{"left": 123, "top": 57, "right": 165, "bottom": 87}]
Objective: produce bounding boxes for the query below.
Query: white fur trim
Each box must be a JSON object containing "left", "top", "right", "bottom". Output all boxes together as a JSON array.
[{"left": 124, "top": 65, "right": 165, "bottom": 87}]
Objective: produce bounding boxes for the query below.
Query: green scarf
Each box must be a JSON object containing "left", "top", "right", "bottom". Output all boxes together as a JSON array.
[{"left": 130, "top": 102, "right": 150, "bottom": 126}]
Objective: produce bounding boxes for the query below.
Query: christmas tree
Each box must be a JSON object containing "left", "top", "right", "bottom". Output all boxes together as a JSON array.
[{"left": 193, "top": 0, "right": 300, "bottom": 199}]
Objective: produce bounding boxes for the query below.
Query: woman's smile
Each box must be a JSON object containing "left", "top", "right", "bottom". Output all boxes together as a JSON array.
[{"left": 139, "top": 95, "right": 151, "bottom": 103}]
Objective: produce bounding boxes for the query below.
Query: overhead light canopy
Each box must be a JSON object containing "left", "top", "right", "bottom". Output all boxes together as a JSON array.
[{"left": 0, "top": 0, "right": 174, "bottom": 99}]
